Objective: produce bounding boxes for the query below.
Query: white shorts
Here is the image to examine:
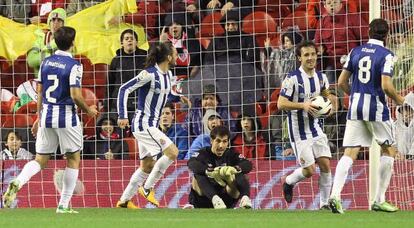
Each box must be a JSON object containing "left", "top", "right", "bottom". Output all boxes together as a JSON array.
[
  {"left": 36, "top": 125, "right": 83, "bottom": 154},
  {"left": 343, "top": 120, "right": 394, "bottom": 147},
  {"left": 133, "top": 127, "right": 173, "bottom": 159},
  {"left": 291, "top": 135, "right": 331, "bottom": 168}
]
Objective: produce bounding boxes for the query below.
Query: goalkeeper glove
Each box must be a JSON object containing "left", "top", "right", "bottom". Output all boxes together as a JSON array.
[
  {"left": 219, "top": 166, "right": 241, "bottom": 184},
  {"left": 206, "top": 167, "right": 226, "bottom": 186}
]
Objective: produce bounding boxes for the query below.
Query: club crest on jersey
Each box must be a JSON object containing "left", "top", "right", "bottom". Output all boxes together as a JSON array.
[
  {"left": 300, "top": 157, "right": 306, "bottom": 165},
  {"left": 160, "top": 139, "right": 166, "bottom": 145}
]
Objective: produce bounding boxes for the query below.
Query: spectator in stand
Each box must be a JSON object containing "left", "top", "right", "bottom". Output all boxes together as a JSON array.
[
  {"left": 83, "top": 116, "right": 129, "bottom": 159},
  {"left": 27, "top": 8, "right": 66, "bottom": 76},
  {"left": 394, "top": 93, "right": 414, "bottom": 159},
  {"left": 197, "top": 0, "right": 255, "bottom": 18},
  {"left": 1, "top": 131, "right": 33, "bottom": 160},
  {"left": 184, "top": 84, "right": 232, "bottom": 137},
  {"left": 262, "top": 28, "right": 303, "bottom": 89},
  {"left": 231, "top": 113, "right": 268, "bottom": 159},
  {"left": 107, "top": 29, "right": 147, "bottom": 114},
  {"left": 185, "top": 109, "right": 222, "bottom": 159},
  {"left": 66, "top": 0, "right": 105, "bottom": 17},
  {"left": 186, "top": 10, "right": 263, "bottom": 112},
  {"left": 0, "top": 0, "right": 31, "bottom": 24},
  {"left": 160, "top": 12, "right": 201, "bottom": 79},
  {"left": 29, "top": 0, "right": 66, "bottom": 24},
  {"left": 159, "top": 102, "right": 190, "bottom": 160},
  {"left": 314, "top": 0, "right": 368, "bottom": 83},
  {"left": 307, "top": 0, "right": 359, "bottom": 30}
]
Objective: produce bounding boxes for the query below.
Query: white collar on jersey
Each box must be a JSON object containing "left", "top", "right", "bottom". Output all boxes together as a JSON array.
[
  {"left": 155, "top": 64, "right": 168, "bottom": 75},
  {"left": 299, "top": 66, "right": 317, "bottom": 78},
  {"left": 367, "top": 39, "right": 384, "bottom": 47},
  {"left": 55, "top": 50, "right": 73, "bottom": 57}
]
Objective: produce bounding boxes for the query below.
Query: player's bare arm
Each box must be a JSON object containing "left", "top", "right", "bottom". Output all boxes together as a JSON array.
[
  {"left": 278, "top": 96, "right": 319, "bottom": 117},
  {"left": 70, "top": 87, "right": 99, "bottom": 117},
  {"left": 382, "top": 75, "right": 405, "bottom": 106},
  {"left": 338, "top": 70, "right": 352, "bottom": 95},
  {"left": 31, "top": 83, "right": 43, "bottom": 136}
]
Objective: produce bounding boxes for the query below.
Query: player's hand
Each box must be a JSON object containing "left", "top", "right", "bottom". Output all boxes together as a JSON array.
[
  {"left": 31, "top": 118, "right": 39, "bottom": 137},
  {"left": 87, "top": 105, "right": 99, "bottom": 117},
  {"left": 303, "top": 100, "right": 319, "bottom": 117},
  {"left": 207, "top": 0, "right": 221, "bottom": 9},
  {"left": 186, "top": 4, "right": 197, "bottom": 12},
  {"left": 206, "top": 167, "right": 226, "bottom": 186},
  {"left": 264, "top": 37, "right": 271, "bottom": 48},
  {"left": 221, "top": 2, "right": 234, "bottom": 16},
  {"left": 219, "top": 166, "right": 241, "bottom": 177},
  {"left": 118, "top": 118, "right": 130, "bottom": 129},
  {"left": 180, "top": 96, "right": 192, "bottom": 109},
  {"left": 159, "top": 26, "right": 169, "bottom": 43},
  {"left": 104, "top": 150, "right": 114, "bottom": 160}
]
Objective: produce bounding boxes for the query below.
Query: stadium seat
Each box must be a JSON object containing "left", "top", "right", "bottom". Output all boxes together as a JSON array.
[
  {"left": 281, "top": 10, "right": 308, "bottom": 31},
  {"left": 242, "top": 11, "right": 278, "bottom": 47},
  {"left": 199, "top": 12, "right": 225, "bottom": 38},
  {"left": 81, "top": 88, "right": 98, "bottom": 137},
  {"left": 258, "top": 88, "right": 280, "bottom": 129},
  {"left": 92, "top": 64, "right": 108, "bottom": 100},
  {"left": 2, "top": 114, "right": 35, "bottom": 128},
  {"left": 0, "top": 56, "right": 11, "bottom": 74},
  {"left": 12, "top": 55, "right": 34, "bottom": 75},
  {"left": 15, "top": 101, "right": 38, "bottom": 122},
  {"left": 124, "top": 137, "right": 139, "bottom": 160},
  {"left": 255, "top": 0, "right": 291, "bottom": 23}
]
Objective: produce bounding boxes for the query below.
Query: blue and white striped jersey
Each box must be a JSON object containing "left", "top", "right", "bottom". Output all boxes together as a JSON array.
[
  {"left": 117, "top": 64, "right": 181, "bottom": 131},
  {"left": 280, "top": 66, "right": 329, "bottom": 142},
  {"left": 343, "top": 39, "right": 394, "bottom": 121},
  {"left": 37, "top": 50, "right": 82, "bottom": 128}
]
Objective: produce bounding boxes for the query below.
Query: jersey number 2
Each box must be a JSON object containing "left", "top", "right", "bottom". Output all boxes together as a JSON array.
[
  {"left": 358, "top": 56, "right": 371, "bottom": 83},
  {"left": 45, "top": 74, "right": 59, "bottom": 103}
]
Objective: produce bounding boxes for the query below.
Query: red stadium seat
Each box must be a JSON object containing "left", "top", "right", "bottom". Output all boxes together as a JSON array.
[
  {"left": 281, "top": 10, "right": 308, "bottom": 31},
  {"left": 92, "top": 64, "right": 108, "bottom": 100},
  {"left": 12, "top": 55, "right": 34, "bottom": 75},
  {"left": 15, "top": 101, "right": 38, "bottom": 122},
  {"left": 259, "top": 88, "right": 281, "bottom": 129},
  {"left": 2, "top": 114, "right": 35, "bottom": 128},
  {"left": 81, "top": 88, "right": 98, "bottom": 137},
  {"left": 199, "top": 12, "right": 225, "bottom": 38},
  {"left": 125, "top": 137, "right": 139, "bottom": 160},
  {"left": 255, "top": 0, "right": 291, "bottom": 23},
  {"left": 0, "top": 56, "right": 11, "bottom": 74},
  {"left": 242, "top": 11, "right": 278, "bottom": 47}
]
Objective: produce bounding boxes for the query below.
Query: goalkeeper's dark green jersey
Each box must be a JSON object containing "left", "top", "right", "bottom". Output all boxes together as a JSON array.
[{"left": 187, "top": 147, "right": 253, "bottom": 175}]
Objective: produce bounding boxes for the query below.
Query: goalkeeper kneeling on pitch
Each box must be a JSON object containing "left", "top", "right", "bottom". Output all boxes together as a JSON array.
[{"left": 187, "top": 126, "right": 253, "bottom": 209}]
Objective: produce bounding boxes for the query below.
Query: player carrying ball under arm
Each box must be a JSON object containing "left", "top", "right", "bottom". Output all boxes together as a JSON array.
[
  {"left": 329, "top": 19, "right": 405, "bottom": 214},
  {"left": 2, "top": 27, "right": 98, "bottom": 213},
  {"left": 277, "top": 40, "right": 338, "bottom": 209},
  {"left": 116, "top": 42, "right": 191, "bottom": 208}
]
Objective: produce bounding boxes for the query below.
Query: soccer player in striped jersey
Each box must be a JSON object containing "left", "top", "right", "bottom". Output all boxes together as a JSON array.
[
  {"left": 2, "top": 27, "right": 98, "bottom": 213},
  {"left": 116, "top": 42, "right": 191, "bottom": 208},
  {"left": 329, "top": 19, "right": 405, "bottom": 214},
  {"left": 278, "top": 40, "right": 338, "bottom": 209}
]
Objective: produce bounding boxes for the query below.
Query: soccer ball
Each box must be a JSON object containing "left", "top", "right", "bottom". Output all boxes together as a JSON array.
[{"left": 310, "top": 96, "right": 332, "bottom": 117}]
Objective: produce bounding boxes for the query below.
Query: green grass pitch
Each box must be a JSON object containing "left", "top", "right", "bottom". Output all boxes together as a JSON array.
[{"left": 1, "top": 209, "right": 414, "bottom": 228}]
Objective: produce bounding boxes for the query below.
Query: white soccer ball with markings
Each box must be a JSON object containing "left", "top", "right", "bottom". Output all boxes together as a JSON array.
[{"left": 310, "top": 96, "right": 332, "bottom": 117}]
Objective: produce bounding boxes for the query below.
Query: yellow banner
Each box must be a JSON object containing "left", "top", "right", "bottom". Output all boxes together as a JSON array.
[{"left": 0, "top": 0, "right": 148, "bottom": 65}]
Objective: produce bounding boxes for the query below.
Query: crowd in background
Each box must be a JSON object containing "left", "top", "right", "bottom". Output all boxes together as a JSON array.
[{"left": 1, "top": 0, "right": 413, "bottom": 161}]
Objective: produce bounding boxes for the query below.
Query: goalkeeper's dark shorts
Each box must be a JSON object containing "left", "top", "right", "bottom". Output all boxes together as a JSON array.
[{"left": 189, "top": 188, "right": 238, "bottom": 208}]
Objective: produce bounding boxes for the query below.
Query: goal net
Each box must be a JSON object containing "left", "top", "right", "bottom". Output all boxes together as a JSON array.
[{"left": 0, "top": 0, "right": 413, "bottom": 210}]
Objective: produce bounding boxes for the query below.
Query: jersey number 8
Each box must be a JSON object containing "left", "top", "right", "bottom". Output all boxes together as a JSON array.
[{"left": 358, "top": 56, "right": 371, "bottom": 84}]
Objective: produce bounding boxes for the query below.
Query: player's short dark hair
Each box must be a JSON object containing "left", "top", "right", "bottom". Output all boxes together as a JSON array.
[
  {"left": 144, "top": 42, "right": 175, "bottom": 68},
  {"left": 295, "top": 40, "right": 317, "bottom": 57},
  {"left": 54, "top": 26, "right": 76, "bottom": 51},
  {"left": 210, "top": 126, "right": 230, "bottom": 140},
  {"left": 369, "top": 18, "right": 389, "bottom": 41},
  {"left": 120, "top": 29, "right": 138, "bottom": 42}
]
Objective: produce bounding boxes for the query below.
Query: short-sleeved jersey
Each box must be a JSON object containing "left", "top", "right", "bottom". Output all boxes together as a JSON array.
[
  {"left": 117, "top": 64, "right": 181, "bottom": 131},
  {"left": 280, "top": 66, "right": 329, "bottom": 142},
  {"left": 37, "top": 50, "right": 83, "bottom": 128},
  {"left": 343, "top": 39, "right": 395, "bottom": 121}
]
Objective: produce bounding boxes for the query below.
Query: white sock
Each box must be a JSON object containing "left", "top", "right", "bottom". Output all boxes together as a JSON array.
[
  {"left": 15, "top": 160, "right": 41, "bottom": 188},
  {"left": 58, "top": 168, "right": 79, "bottom": 208},
  {"left": 286, "top": 167, "right": 306, "bottom": 185},
  {"left": 120, "top": 168, "right": 149, "bottom": 202},
  {"left": 375, "top": 156, "right": 394, "bottom": 203},
  {"left": 319, "top": 172, "right": 332, "bottom": 207},
  {"left": 143, "top": 155, "right": 174, "bottom": 190},
  {"left": 330, "top": 156, "right": 353, "bottom": 199}
]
